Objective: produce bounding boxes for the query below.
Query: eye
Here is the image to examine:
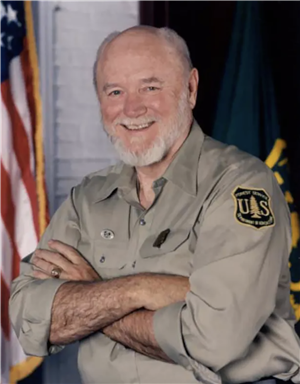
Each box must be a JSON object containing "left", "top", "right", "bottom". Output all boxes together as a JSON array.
[
  {"left": 146, "top": 86, "right": 159, "bottom": 91},
  {"left": 108, "top": 90, "right": 122, "bottom": 96}
]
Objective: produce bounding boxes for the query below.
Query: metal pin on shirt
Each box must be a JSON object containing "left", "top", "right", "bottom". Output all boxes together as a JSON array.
[{"left": 100, "top": 229, "right": 115, "bottom": 240}]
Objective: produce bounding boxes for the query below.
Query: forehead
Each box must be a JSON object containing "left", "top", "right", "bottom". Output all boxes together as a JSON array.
[{"left": 98, "top": 32, "right": 183, "bottom": 85}]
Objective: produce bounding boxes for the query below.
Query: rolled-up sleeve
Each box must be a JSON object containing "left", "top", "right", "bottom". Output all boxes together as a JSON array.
[
  {"left": 153, "top": 302, "right": 222, "bottom": 384},
  {"left": 153, "top": 164, "right": 298, "bottom": 381},
  {"left": 9, "top": 187, "right": 81, "bottom": 356}
]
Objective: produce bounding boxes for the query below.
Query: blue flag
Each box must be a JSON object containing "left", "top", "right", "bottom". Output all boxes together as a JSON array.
[{"left": 212, "top": 2, "right": 300, "bottom": 327}]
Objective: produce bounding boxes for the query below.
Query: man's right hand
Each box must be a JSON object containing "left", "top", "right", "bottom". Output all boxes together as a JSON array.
[
  {"left": 31, "top": 240, "right": 101, "bottom": 282},
  {"left": 134, "top": 274, "right": 190, "bottom": 311}
]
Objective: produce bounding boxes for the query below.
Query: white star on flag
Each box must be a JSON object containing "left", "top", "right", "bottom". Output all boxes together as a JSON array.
[
  {"left": 7, "top": 4, "right": 20, "bottom": 26},
  {"left": 0, "top": 1, "right": 7, "bottom": 21}
]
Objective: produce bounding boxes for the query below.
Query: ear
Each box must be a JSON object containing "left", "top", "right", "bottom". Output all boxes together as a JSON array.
[{"left": 188, "top": 68, "right": 199, "bottom": 109}]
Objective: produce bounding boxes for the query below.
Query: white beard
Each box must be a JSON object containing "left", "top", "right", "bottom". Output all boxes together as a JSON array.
[{"left": 102, "top": 90, "right": 192, "bottom": 167}]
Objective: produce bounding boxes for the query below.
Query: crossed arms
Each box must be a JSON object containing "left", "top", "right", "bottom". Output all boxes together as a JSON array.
[
  {"left": 10, "top": 171, "right": 298, "bottom": 382},
  {"left": 31, "top": 240, "right": 190, "bottom": 362}
]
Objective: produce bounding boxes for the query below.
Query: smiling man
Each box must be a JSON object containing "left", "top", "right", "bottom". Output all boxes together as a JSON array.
[
  {"left": 98, "top": 28, "right": 194, "bottom": 174},
  {"left": 9, "top": 26, "right": 300, "bottom": 384}
]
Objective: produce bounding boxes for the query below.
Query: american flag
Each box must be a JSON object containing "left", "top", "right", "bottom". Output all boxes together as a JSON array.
[{"left": 1, "top": 1, "right": 48, "bottom": 383}]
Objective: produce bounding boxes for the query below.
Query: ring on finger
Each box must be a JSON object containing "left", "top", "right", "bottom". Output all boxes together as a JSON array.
[{"left": 51, "top": 266, "right": 62, "bottom": 279}]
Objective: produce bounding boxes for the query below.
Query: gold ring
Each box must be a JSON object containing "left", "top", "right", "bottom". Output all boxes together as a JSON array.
[{"left": 51, "top": 267, "right": 62, "bottom": 279}]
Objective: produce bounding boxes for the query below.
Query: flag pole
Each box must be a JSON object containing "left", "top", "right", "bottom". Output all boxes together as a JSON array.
[{"left": 9, "top": 2, "right": 47, "bottom": 382}]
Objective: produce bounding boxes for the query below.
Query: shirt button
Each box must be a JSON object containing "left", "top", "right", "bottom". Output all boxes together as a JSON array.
[
  {"left": 132, "top": 261, "right": 136, "bottom": 268},
  {"left": 139, "top": 218, "right": 146, "bottom": 226},
  {"left": 100, "top": 256, "right": 106, "bottom": 263}
]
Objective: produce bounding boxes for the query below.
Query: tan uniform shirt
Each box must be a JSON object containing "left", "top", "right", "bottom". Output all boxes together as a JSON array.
[{"left": 9, "top": 121, "right": 300, "bottom": 384}]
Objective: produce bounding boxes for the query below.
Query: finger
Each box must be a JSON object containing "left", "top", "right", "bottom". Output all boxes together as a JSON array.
[
  {"left": 32, "top": 257, "right": 58, "bottom": 277},
  {"left": 28, "top": 261, "right": 51, "bottom": 275},
  {"left": 34, "top": 249, "right": 72, "bottom": 271},
  {"left": 48, "top": 240, "right": 83, "bottom": 264},
  {"left": 32, "top": 260, "right": 70, "bottom": 281},
  {"left": 32, "top": 270, "right": 51, "bottom": 279}
]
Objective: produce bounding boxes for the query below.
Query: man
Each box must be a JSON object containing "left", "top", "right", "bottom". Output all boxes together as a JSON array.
[{"left": 9, "top": 26, "right": 300, "bottom": 384}]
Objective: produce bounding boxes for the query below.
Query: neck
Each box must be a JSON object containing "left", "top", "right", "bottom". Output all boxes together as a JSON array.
[{"left": 135, "top": 125, "right": 191, "bottom": 191}]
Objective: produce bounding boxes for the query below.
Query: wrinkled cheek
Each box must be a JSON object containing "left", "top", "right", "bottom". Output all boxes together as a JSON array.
[
  {"left": 102, "top": 116, "right": 121, "bottom": 137},
  {"left": 101, "top": 103, "right": 122, "bottom": 124},
  {"left": 102, "top": 123, "right": 115, "bottom": 138}
]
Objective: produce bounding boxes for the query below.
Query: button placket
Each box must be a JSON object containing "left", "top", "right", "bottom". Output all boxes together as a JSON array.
[{"left": 129, "top": 204, "right": 156, "bottom": 273}]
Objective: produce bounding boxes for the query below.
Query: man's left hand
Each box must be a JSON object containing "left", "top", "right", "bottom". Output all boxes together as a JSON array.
[{"left": 31, "top": 240, "right": 101, "bottom": 281}]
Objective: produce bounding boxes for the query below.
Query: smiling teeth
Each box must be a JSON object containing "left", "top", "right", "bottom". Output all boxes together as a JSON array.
[{"left": 126, "top": 122, "right": 152, "bottom": 130}]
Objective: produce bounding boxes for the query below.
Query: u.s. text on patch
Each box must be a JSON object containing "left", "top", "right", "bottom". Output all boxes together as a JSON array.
[{"left": 232, "top": 186, "right": 275, "bottom": 230}]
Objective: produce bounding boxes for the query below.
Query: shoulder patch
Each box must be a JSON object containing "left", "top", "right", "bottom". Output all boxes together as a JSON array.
[{"left": 232, "top": 186, "right": 275, "bottom": 230}]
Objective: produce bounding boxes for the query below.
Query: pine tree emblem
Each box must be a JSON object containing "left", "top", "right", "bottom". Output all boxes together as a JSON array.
[
  {"left": 250, "top": 196, "right": 261, "bottom": 218},
  {"left": 233, "top": 187, "right": 274, "bottom": 229}
]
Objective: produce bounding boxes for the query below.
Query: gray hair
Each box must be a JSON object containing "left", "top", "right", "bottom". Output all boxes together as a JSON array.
[{"left": 92, "top": 26, "right": 193, "bottom": 94}]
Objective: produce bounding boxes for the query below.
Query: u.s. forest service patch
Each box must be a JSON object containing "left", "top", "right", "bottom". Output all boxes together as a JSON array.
[{"left": 232, "top": 186, "right": 275, "bottom": 230}]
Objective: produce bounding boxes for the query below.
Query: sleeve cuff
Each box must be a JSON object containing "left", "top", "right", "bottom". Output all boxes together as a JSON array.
[
  {"left": 153, "top": 301, "right": 192, "bottom": 369},
  {"left": 291, "top": 367, "right": 300, "bottom": 384},
  {"left": 20, "top": 278, "right": 68, "bottom": 356},
  {"left": 277, "top": 365, "right": 300, "bottom": 384},
  {"left": 153, "top": 301, "right": 222, "bottom": 384}
]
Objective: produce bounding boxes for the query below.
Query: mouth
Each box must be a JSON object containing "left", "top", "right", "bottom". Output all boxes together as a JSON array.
[{"left": 120, "top": 121, "right": 155, "bottom": 131}]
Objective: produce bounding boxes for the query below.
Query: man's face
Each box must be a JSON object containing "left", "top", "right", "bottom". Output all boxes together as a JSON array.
[{"left": 97, "top": 32, "right": 194, "bottom": 167}]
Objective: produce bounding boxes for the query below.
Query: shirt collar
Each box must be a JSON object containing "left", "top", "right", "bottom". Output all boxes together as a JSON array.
[
  {"left": 93, "top": 119, "right": 205, "bottom": 202},
  {"left": 163, "top": 120, "right": 205, "bottom": 197},
  {"left": 93, "top": 162, "right": 136, "bottom": 203}
]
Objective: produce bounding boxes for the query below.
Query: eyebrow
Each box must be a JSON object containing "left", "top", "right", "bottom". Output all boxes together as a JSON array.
[
  {"left": 141, "top": 77, "right": 164, "bottom": 85},
  {"left": 102, "top": 83, "right": 120, "bottom": 92}
]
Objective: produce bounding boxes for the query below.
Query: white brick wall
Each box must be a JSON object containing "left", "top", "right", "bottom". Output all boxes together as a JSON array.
[{"left": 52, "top": 1, "right": 138, "bottom": 210}]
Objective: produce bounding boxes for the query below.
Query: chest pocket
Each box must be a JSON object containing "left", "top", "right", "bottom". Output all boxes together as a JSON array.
[
  {"left": 83, "top": 192, "right": 131, "bottom": 279},
  {"left": 139, "top": 228, "right": 194, "bottom": 277},
  {"left": 93, "top": 239, "right": 128, "bottom": 280}
]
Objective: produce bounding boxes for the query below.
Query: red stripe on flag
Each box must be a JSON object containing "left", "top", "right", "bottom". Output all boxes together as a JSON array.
[
  {"left": 1, "top": 162, "right": 21, "bottom": 279},
  {"left": 20, "top": 38, "right": 36, "bottom": 150},
  {"left": 1, "top": 81, "right": 39, "bottom": 239},
  {"left": 1, "top": 273, "right": 11, "bottom": 340}
]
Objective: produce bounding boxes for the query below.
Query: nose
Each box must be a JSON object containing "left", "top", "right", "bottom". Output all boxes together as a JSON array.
[{"left": 123, "top": 93, "right": 147, "bottom": 118}]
